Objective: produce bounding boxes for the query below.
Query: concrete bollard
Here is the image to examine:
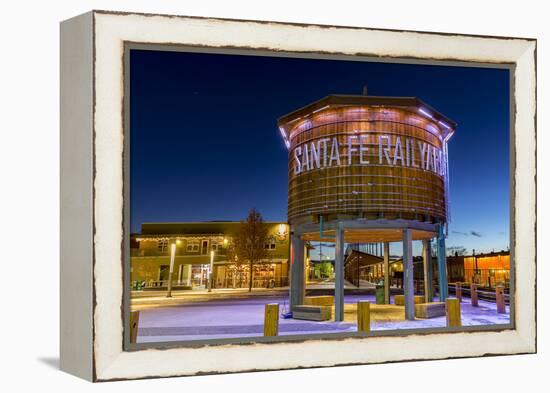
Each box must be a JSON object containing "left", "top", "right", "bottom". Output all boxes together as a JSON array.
[
  {"left": 470, "top": 283, "right": 479, "bottom": 307},
  {"left": 446, "top": 298, "right": 461, "bottom": 327},
  {"left": 455, "top": 282, "right": 462, "bottom": 302},
  {"left": 264, "top": 303, "right": 279, "bottom": 336},
  {"left": 496, "top": 285, "right": 506, "bottom": 313},
  {"left": 130, "top": 310, "right": 140, "bottom": 344},
  {"left": 357, "top": 301, "right": 371, "bottom": 333}
]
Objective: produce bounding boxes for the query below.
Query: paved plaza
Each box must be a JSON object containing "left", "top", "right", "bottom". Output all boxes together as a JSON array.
[{"left": 133, "top": 291, "right": 511, "bottom": 343}]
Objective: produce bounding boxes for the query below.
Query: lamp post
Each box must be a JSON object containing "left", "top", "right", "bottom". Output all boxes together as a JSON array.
[
  {"left": 473, "top": 249, "right": 478, "bottom": 284},
  {"left": 232, "top": 255, "right": 238, "bottom": 289},
  {"left": 208, "top": 249, "right": 215, "bottom": 292},
  {"left": 166, "top": 240, "right": 180, "bottom": 298}
]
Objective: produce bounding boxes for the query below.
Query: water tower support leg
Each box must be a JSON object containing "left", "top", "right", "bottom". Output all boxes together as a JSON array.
[
  {"left": 423, "top": 239, "right": 433, "bottom": 302},
  {"left": 437, "top": 224, "right": 448, "bottom": 302},
  {"left": 383, "top": 242, "right": 390, "bottom": 304},
  {"left": 290, "top": 233, "right": 305, "bottom": 310},
  {"left": 335, "top": 224, "right": 345, "bottom": 322},
  {"left": 403, "top": 229, "right": 415, "bottom": 320}
]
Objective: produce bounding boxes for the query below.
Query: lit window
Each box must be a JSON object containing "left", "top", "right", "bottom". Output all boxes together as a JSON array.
[
  {"left": 157, "top": 239, "right": 168, "bottom": 252},
  {"left": 264, "top": 238, "right": 276, "bottom": 250},
  {"left": 186, "top": 241, "right": 199, "bottom": 252}
]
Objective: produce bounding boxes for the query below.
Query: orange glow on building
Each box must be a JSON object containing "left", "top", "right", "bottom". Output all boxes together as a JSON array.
[{"left": 462, "top": 252, "right": 510, "bottom": 287}]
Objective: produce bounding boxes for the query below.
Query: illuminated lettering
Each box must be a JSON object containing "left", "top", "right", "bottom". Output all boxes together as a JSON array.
[
  {"left": 359, "top": 135, "right": 369, "bottom": 164},
  {"left": 348, "top": 135, "right": 357, "bottom": 165},
  {"left": 393, "top": 136, "right": 404, "bottom": 166},
  {"left": 379, "top": 135, "right": 391, "bottom": 165},
  {"left": 310, "top": 141, "right": 321, "bottom": 169},
  {"left": 432, "top": 147, "right": 439, "bottom": 174},
  {"left": 321, "top": 138, "right": 329, "bottom": 167},
  {"left": 302, "top": 143, "right": 310, "bottom": 172},
  {"left": 293, "top": 146, "right": 302, "bottom": 175},
  {"left": 426, "top": 144, "right": 432, "bottom": 171},
  {"left": 329, "top": 137, "right": 341, "bottom": 167},
  {"left": 418, "top": 141, "right": 427, "bottom": 169},
  {"left": 292, "top": 133, "right": 445, "bottom": 177}
]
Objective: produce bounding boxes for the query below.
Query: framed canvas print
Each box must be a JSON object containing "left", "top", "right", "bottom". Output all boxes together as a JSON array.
[{"left": 60, "top": 10, "right": 537, "bottom": 381}]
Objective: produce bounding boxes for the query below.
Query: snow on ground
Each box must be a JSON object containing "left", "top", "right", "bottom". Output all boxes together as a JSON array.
[{"left": 136, "top": 294, "right": 510, "bottom": 343}]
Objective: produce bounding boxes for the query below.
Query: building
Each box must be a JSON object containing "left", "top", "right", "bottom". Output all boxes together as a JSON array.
[
  {"left": 447, "top": 251, "right": 510, "bottom": 288},
  {"left": 130, "top": 221, "right": 290, "bottom": 289},
  {"left": 344, "top": 248, "right": 511, "bottom": 291},
  {"left": 345, "top": 248, "right": 426, "bottom": 289},
  {"left": 309, "top": 259, "right": 335, "bottom": 280},
  {"left": 344, "top": 249, "right": 385, "bottom": 287},
  {"left": 278, "top": 89, "right": 456, "bottom": 321}
]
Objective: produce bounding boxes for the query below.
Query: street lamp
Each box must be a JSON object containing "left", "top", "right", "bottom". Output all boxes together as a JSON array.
[
  {"left": 166, "top": 240, "right": 181, "bottom": 298},
  {"left": 305, "top": 256, "right": 310, "bottom": 284},
  {"left": 207, "top": 249, "right": 215, "bottom": 292},
  {"left": 473, "top": 248, "right": 478, "bottom": 284},
  {"left": 232, "top": 255, "right": 238, "bottom": 289}
]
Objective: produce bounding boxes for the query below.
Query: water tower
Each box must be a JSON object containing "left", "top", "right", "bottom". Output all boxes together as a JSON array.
[{"left": 278, "top": 91, "right": 456, "bottom": 321}]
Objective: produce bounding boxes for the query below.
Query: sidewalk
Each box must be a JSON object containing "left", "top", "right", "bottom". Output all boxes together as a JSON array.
[
  {"left": 131, "top": 279, "right": 388, "bottom": 309},
  {"left": 131, "top": 287, "right": 289, "bottom": 309}
]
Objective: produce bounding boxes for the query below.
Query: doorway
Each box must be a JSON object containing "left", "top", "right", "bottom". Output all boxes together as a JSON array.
[{"left": 201, "top": 240, "right": 209, "bottom": 255}]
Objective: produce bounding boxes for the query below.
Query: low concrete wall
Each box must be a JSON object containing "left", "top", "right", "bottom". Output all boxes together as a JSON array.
[
  {"left": 304, "top": 296, "right": 334, "bottom": 306},
  {"left": 414, "top": 302, "right": 445, "bottom": 318},
  {"left": 394, "top": 294, "right": 424, "bottom": 306}
]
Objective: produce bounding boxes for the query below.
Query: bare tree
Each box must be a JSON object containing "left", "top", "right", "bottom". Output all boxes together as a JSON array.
[
  {"left": 233, "top": 208, "right": 269, "bottom": 292},
  {"left": 447, "top": 245, "right": 467, "bottom": 257},
  {"left": 225, "top": 242, "right": 244, "bottom": 288}
]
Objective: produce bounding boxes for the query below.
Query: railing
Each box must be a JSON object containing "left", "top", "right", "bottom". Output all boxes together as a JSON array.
[
  {"left": 132, "top": 277, "right": 290, "bottom": 290},
  {"left": 416, "top": 280, "right": 511, "bottom": 304},
  {"left": 462, "top": 269, "right": 510, "bottom": 289},
  {"left": 448, "top": 282, "right": 510, "bottom": 304},
  {"left": 130, "top": 248, "right": 228, "bottom": 257},
  {"left": 131, "top": 280, "right": 192, "bottom": 290},
  {"left": 211, "top": 277, "right": 289, "bottom": 289}
]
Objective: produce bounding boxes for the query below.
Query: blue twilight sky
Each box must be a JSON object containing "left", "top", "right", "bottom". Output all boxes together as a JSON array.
[{"left": 130, "top": 49, "right": 510, "bottom": 257}]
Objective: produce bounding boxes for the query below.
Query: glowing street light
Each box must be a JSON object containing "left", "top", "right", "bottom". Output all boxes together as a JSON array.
[
  {"left": 166, "top": 240, "right": 181, "bottom": 298},
  {"left": 207, "top": 249, "right": 215, "bottom": 292},
  {"left": 277, "top": 223, "right": 287, "bottom": 239}
]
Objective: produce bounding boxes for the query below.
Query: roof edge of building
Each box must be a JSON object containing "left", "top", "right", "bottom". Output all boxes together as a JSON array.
[
  {"left": 277, "top": 94, "right": 457, "bottom": 130},
  {"left": 140, "top": 220, "right": 288, "bottom": 225}
]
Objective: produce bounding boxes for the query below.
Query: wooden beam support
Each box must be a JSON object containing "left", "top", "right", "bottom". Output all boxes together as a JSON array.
[
  {"left": 455, "top": 282, "right": 462, "bottom": 302},
  {"left": 130, "top": 311, "right": 140, "bottom": 344},
  {"left": 446, "top": 298, "right": 461, "bottom": 327},
  {"left": 496, "top": 285, "right": 506, "bottom": 313},
  {"left": 357, "top": 301, "right": 371, "bottom": 333},
  {"left": 264, "top": 303, "right": 279, "bottom": 336},
  {"left": 470, "top": 283, "right": 479, "bottom": 307}
]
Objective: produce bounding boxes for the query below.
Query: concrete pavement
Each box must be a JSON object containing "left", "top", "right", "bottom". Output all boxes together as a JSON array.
[{"left": 133, "top": 293, "right": 510, "bottom": 343}]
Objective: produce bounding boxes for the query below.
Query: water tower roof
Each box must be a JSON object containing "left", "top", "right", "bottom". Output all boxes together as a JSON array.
[{"left": 277, "top": 94, "right": 457, "bottom": 140}]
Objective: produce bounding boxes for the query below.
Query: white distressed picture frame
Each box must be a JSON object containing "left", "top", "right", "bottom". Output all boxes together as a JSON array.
[{"left": 60, "top": 10, "right": 536, "bottom": 381}]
